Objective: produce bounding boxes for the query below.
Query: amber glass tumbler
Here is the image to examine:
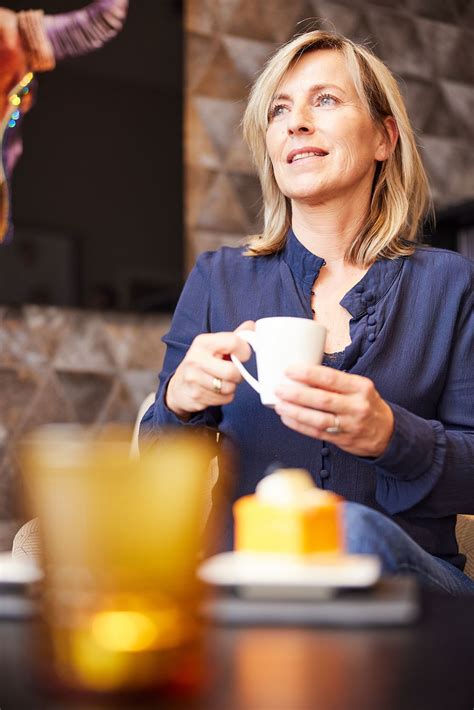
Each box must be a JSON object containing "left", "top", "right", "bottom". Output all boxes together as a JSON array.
[{"left": 21, "top": 426, "right": 216, "bottom": 694}]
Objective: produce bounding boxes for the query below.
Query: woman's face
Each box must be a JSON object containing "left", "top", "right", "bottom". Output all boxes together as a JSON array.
[{"left": 265, "top": 49, "right": 394, "bottom": 206}]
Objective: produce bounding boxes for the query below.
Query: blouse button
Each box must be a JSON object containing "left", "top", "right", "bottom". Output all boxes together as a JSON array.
[
  {"left": 320, "top": 469, "right": 330, "bottom": 479},
  {"left": 355, "top": 285, "right": 364, "bottom": 293},
  {"left": 367, "top": 305, "right": 376, "bottom": 315},
  {"left": 368, "top": 316, "right": 376, "bottom": 326},
  {"left": 368, "top": 333, "right": 376, "bottom": 342},
  {"left": 321, "top": 446, "right": 330, "bottom": 457},
  {"left": 365, "top": 291, "right": 375, "bottom": 302}
]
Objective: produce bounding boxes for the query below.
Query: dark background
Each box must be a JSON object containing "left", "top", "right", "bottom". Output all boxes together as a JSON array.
[{"left": 0, "top": 0, "right": 183, "bottom": 311}]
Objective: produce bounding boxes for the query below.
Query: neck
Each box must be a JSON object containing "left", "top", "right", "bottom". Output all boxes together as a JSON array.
[{"left": 291, "top": 184, "right": 372, "bottom": 268}]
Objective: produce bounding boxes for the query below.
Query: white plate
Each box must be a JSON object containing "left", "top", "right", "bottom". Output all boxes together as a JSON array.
[
  {"left": 0, "top": 552, "right": 43, "bottom": 585},
  {"left": 198, "top": 551, "right": 381, "bottom": 594}
]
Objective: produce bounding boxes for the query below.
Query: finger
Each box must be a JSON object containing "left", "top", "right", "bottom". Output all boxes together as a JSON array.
[
  {"left": 191, "top": 387, "right": 235, "bottom": 409},
  {"left": 181, "top": 373, "right": 235, "bottom": 407},
  {"left": 275, "top": 399, "right": 348, "bottom": 433},
  {"left": 279, "top": 414, "right": 351, "bottom": 444},
  {"left": 279, "top": 414, "right": 319, "bottom": 438},
  {"left": 233, "top": 321, "right": 255, "bottom": 362},
  {"left": 275, "top": 383, "right": 352, "bottom": 414},
  {"left": 194, "top": 332, "right": 251, "bottom": 361},
  {"left": 286, "top": 364, "right": 369, "bottom": 395},
  {"left": 235, "top": 320, "right": 255, "bottom": 332},
  {"left": 201, "top": 373, "right": 237, "bottom": 397},
  {"left": 182, "top": 361, "right": 237, "bottom": 392},
  {"left": 279, "top": 414, "right": 330, "bottom": 440},
  {"left": 200, "top": 355, "right": 244, "bottom": 384}
]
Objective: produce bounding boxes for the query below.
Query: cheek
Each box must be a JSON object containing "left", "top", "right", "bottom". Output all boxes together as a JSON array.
[
  {"left": 265, "top": 125, "right": 277, "bottom": 150},
  {"left": 333, "top": 128, "right": 379, "bottom": 170},
  {"left": 328, "top": 112, "right": 379, "bottom": 156},
  {"left": 265, "top": 129, "right": 283, "bottom": 163}
]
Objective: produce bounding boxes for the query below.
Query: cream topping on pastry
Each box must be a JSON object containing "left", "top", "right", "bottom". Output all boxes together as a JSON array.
[{"left": 256, "top": 468, "right": 320, "bottom": 507}]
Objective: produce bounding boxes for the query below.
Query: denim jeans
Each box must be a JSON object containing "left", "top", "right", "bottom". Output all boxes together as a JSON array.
[{"left": 344, "top": 502, "right": 474, "bottom": 596}]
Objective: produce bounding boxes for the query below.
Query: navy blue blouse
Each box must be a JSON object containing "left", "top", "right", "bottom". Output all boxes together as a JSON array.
[{"left": 140, "top": 230, "right": 474, "bottom": 569}]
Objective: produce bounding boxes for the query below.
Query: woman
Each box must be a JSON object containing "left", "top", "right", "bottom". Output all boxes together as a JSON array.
[{"left": 141, "top": 31, "right": 474, "bottom": 594}]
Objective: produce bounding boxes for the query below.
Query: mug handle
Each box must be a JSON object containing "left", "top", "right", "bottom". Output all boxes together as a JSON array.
[{"left": 230, "top": 330, "right": 261, "bottom": 394}]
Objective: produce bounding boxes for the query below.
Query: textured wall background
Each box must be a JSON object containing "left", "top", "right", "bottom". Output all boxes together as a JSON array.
[
  {"left": 0, "top": 307, "right": 168, "bottom": 550},
  {"left": 185, "top": 0, "right": 474, "bottom": 262}
]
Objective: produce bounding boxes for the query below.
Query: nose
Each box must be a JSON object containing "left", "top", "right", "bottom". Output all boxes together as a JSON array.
[{"left": 287, "top": 103, "right": 314, "bottom": 136}]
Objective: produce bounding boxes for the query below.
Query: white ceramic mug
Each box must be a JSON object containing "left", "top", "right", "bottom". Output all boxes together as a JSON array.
[{"left": 231, "top": 317, "right": 327, "bottom": 407}]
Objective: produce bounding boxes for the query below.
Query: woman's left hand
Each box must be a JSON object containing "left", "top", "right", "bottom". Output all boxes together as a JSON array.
[{"left": 275, "top": 365, "right": 394, "bottom": 457}]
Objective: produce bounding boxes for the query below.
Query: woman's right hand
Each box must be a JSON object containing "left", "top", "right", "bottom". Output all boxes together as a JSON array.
[{"left": 165, "top": 322, "right": 254, "bottom": 419}]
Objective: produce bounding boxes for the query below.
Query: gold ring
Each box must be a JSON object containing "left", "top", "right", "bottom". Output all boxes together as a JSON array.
[
  {"left": 212, "top": 377, "right": 223, "bottom": 394},
  {"left": 325, "top": 414, "right": 341, "bottom": 434}
]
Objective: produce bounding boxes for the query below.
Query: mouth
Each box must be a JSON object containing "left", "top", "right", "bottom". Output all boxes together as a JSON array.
[{"left": 287, "top": 147, "right": 329, "bottom": 164}]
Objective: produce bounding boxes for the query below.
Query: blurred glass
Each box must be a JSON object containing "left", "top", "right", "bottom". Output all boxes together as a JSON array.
[{"left": 20, "top": 425, "right": 216, "bottom": 695}]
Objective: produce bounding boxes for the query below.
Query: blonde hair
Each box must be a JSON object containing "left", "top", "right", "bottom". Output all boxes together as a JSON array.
[{"left": 242, "top": 30, "right": 431, "bottom": 264}]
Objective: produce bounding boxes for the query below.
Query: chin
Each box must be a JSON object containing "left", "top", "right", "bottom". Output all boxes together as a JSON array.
[
  {"left": 277, "top": 174, "right": 329, "bottom": 200},
  {"left": 284, "top": 184, "right": 330, "bottom": 204}
]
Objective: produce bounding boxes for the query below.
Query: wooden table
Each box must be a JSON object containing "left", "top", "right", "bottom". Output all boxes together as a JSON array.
[{"left": 0, "top": 591, "right": 473, "bottom": 710}]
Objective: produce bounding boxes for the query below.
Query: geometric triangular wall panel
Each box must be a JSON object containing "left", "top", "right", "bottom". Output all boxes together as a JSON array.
[{"left": 0, "top": 306, "right": 171, "bottom": 551}]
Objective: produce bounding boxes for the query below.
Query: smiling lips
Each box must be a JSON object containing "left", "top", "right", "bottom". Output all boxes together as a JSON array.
[{"left": 287, "top": 146, "right": 329, "bottom": 163}]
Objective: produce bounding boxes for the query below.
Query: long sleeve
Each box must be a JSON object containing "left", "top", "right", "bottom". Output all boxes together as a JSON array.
[
  {"left": 367, "top": 282, "right": 474, "bottom": 517},
  {"left": 139, "top": 252, "right": 222, "bottom": 447},
  {"left": 44, "top": 0, "right": 128, "bottom": 61}
]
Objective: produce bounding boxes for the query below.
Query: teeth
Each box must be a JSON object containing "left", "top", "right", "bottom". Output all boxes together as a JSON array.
[{"left": 292, "top": 151, "right": 325, "bottom": 162}]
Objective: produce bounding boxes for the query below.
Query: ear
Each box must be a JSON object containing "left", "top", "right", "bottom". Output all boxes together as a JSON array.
[{"left": 375, "top": 116, "right": 398, "bottom": 162}]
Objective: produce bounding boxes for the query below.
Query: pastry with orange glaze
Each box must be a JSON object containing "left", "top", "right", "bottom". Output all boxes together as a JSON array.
[{"left": 233, "top": 468, "right": 344, "bottom": 555}]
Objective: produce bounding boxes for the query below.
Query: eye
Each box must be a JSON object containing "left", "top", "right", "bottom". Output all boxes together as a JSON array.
[
  {"left": 316, "top": 93, "right": 338, "bottom": 108},
  {"left": 268, "top": 103, "right": 288, "bottom": 120}
]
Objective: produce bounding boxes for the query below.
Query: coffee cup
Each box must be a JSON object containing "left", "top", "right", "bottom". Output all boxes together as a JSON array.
[{"left": 231, "top": 317, "right": 327, "bottom": 407}]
